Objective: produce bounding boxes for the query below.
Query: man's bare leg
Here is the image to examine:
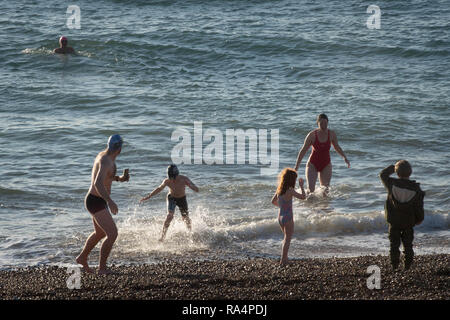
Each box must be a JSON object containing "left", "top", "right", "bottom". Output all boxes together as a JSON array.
[
  {"left": 76, "top": 217, "right": 106, "bottom": 273},
  {"left": 305, "top": 161, "right": 318, "bottom": 193},
  {"left": 93, "top": 209, "right": 118, "bottom": 275},
  {"left": 159, "top": 211, "right": 174, "bottom": 242}
]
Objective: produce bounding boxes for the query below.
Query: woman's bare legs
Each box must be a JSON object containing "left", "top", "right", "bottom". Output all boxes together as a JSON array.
[
  {"left": 319, "top": 163, "right": 332, "bottom": 194},
  {"left": 305, "top": 161, "right": 318, "bottom": 193},
  {"left": 76, "top": 216, "right": 106, "bottom": 273},
  {"left": 307, "top": 162, "right": 332, "bottom": 194}
]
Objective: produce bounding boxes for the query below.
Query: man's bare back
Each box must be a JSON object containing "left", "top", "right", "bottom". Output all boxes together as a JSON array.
[
  {"left": 140, "top": 174, "right": 198, "bottom": 202},
  {"left": 164, "top": 175, "right": 196, "bottom": 198},
  {"left": 88, "top": 151, "right": 116, "bottom": 198}
]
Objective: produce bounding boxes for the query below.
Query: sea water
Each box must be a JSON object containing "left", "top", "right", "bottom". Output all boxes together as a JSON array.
[{"left": 0, "top": 0, "right": 449, "bottom": 269}]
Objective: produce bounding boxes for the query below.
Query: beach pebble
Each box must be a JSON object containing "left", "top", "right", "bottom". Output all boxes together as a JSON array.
[{"left": 0, "top": 254, "right": 448, "bottom": 300}]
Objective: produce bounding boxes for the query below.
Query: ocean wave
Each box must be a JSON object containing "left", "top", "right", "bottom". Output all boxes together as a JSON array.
[
  {"left": 114, "top": 204, "right": 449, "bottom": 258},
  {"left": 21, "top": 48, "right": 53, "bottom": 55},
  {"left": 0, "top": 186, "right": 28, "bottom": 196}
]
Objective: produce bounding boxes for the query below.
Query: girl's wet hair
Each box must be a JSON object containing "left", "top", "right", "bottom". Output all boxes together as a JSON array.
[{"left": 277, "top": 168, "right": 298, "bottom": 196}]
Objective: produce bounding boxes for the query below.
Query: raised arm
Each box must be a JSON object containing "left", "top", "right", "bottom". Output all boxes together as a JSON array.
[
  {"left": 185, "top": 176, "right": 199, "bottom": 192},
  {"left": 379, "top": 164, "right": 395, "bottom": 192},
  {"left": 140, "top": 179, "right": 168, "bottom": 203},
  {"left": 330, "top": 130, "right": 350, "bottom": 168},
  {"left": 294, "top": 132, "right": 314, "bottom": 171},
  {"left": 114, "top": 169, "right": 130, "bottom": 183}
]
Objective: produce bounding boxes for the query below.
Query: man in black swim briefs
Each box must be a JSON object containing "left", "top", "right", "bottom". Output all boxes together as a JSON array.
[{"left": 76, "top": 134, "right": 129, "bottom": 275}]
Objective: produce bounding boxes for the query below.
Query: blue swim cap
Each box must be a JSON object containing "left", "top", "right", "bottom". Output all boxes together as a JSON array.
[{"left": 107, "top": 134, "right": 123, "bottom": 151}]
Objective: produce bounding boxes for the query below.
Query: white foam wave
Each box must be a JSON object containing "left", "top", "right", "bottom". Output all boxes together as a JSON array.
[
  {"left": 114, "top": 203, "right": 449, "bottom": 257},
  {"left": 21, "top": 47, "right": 53, "bottom": 55}
]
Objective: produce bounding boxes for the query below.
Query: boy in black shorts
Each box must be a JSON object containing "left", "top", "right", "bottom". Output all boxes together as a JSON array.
[{"left": 140, "top": 165, "right": 199, "bottom": 241}]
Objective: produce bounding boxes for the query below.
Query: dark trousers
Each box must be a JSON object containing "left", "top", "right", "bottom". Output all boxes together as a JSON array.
[{"left": 388, "top": 226, "right": 414, "bottom": 267}]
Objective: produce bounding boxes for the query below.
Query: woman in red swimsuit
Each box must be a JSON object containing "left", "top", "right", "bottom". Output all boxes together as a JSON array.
[{"left": 294, "top": 114, "right": 350, "bottom": 193}]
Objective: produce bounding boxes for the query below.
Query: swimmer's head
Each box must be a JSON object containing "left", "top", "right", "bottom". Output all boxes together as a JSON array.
[
  {"left": 395, "top": 160, "right": 412, "bottom": 179},
  {"left": 59, "top": 36, "right": 68, "bottom": 47},
  {"left": 107, "top": 134, "right": 123, "bottom": 152},
  {"left": 167, "top": 164, "right": 179, "bottom": 180},
  {"left": 317, "top": 113, "right": 328, "bottom": 130}
]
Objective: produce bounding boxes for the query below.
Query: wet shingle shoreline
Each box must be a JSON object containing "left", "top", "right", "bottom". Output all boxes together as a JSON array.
[{"left": 1, "top": 254, "right": 448, "bottom": 300}]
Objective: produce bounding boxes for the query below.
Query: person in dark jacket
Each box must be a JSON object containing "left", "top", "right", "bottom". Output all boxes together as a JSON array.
[{"left": 379, "top": 160, "right": 425, "bottom": 271}]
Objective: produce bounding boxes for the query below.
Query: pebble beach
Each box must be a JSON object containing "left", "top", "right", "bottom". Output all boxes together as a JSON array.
[{"left": 1, "top": 254, "right": 448, "bottom": 300}]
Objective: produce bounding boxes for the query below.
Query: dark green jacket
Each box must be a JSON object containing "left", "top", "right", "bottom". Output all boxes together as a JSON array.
[{"left": 379, "top": 165, "right": 425, "bottom": 229}]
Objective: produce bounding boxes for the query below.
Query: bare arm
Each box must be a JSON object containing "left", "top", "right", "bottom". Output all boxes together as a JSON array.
[
  {"left": 94, "top": 158, "right": 118, "bottom": 214},
  {"left": 331, "top": 130, "right": 350, "bottom": 168},
  {"left": 140, "top": 180, "right": 167, "bottom": 203},
  {"left": 115, "top": 169, "right": 130, "bottom": 182},
  {"left": 185, "top": 176, "right": 199, "bottom": 192},
  {"left": 294, "top": 132, "right": 314, "bottom": 171},
  {"left": 271, "top": 192, "right": 279, "bottom": 207},
  {"left": 291, "top": 178, "right": 306, "bottom": 200}
]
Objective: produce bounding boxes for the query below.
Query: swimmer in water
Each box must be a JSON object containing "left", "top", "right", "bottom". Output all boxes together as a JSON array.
[{"left": 53, "top": 36, "right": 75, "bottom": 54}]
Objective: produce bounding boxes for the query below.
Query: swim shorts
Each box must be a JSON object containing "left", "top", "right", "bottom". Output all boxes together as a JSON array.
[
  {"left": 85, "top": 193, "right": 108, "bottom": 215},
  {"left": 167, "top": 194, "right": 189, "bottom": 217}
]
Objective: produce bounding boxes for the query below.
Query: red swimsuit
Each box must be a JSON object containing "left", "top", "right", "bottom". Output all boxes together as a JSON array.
[{"left": 309, "top": 130, "right": 331, "bottom": 172}]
